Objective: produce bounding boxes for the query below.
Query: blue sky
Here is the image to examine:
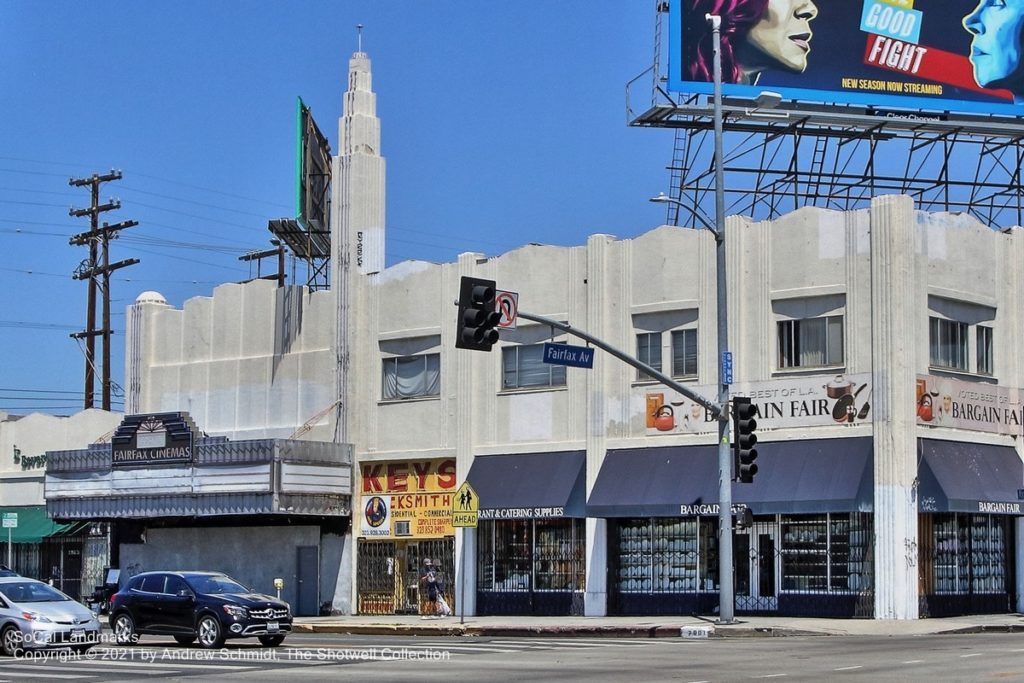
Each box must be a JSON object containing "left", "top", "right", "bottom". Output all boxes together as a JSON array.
[{"left": 0, "top": 1, "right": 672, "bottom": 414}]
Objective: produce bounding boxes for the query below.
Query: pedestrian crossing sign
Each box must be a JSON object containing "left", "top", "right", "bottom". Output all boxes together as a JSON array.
[{"left": 452, "top": 481, "right": 479, "bottom": 527}]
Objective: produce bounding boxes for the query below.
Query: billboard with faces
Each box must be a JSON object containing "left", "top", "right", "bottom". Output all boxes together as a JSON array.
[{"left": 668, "top": 0, "right": 1024, "bottom": 117}]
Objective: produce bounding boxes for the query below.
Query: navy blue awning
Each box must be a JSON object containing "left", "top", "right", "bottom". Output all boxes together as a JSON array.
[
  {"left": 587, "top": 438, "right": 873, "bottom": 517},
  {"left": 918, "top": 439, "right": 1024, "bottom": 515},
  {"left": 467, "top": 451, "right": 586, "bottom": 519},
  {"left": 738, "top": 437, "right": 874, "bottom": 515}
]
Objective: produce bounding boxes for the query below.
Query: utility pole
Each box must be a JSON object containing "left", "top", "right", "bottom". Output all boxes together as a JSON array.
[
  {"left": 69, "top": 170, "right": 139, "bottom": 411},
  {"left": 238, "top": 241, "right": 287, "bottom": 287}
]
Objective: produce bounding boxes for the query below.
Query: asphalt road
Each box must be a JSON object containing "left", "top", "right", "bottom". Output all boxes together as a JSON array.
[{"left": 0, "top": 632, "right": 1022, "bottom": 682}]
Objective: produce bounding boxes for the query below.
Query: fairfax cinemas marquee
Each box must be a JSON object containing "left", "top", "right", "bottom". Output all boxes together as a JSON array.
[{"left": 111, "top": 412, "right": 200, "bottom": 466}]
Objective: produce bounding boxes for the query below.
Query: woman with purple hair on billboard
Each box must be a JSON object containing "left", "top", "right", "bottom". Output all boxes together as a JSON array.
[{"left": 684, "top": 0, "right": 818, "bottom": 85}]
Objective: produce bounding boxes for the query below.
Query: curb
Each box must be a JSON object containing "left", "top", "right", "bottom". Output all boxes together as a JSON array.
[{"left": 292, "top": 623, "right": 809, "bottom": 638}]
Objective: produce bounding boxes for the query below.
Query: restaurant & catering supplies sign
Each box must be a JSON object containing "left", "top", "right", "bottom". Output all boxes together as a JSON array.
[
  {"left": 358, "top": 458, "right": 456, "bottom": 539},
  {"left": 668, "top": 0, "right": 1024, "bottom": 117}
]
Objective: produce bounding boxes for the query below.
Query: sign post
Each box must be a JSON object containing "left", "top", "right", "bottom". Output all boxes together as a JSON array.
[
  {"left": 452, "top": 482, "right": 479, "bottom": 625},
  {"left": 2, "top": 512, "right": 17, "bottom": 568}
]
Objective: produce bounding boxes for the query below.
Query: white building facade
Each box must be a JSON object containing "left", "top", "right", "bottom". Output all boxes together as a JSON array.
[{"left": 106, "top": 49, "right": 1024, "bottom": 620}]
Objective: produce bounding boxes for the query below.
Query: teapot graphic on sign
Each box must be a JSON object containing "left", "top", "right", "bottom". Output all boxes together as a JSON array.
[
  {"left": 653, "top": 405, "right": 676, "bottom": 432},
  {"left": 917, "top": 394, "right": 934, "bottom": 422}
]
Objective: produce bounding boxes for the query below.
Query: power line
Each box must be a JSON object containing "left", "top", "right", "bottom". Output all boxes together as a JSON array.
[{"left": 0, "top": 388, "right": 84, "bottom": 394}]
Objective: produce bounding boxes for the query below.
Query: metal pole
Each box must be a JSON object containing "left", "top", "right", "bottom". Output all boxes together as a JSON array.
[
  {"left": 6, "top": 527, "right": 10, "bottom": 568},
  {"left": 707, "top": 12, "right": 735, "bottom": 625},
  {"left": 459, "top": 528, "right": 466, "bottom": 625}
]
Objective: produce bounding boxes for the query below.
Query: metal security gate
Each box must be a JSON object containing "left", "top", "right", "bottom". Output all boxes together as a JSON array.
[
  {"left": 357, "top": 538, "right": 455, "bottom": 615},
  {"left": 477, "top": 519, "right": 585, "bottom": 616},
  {"left": 734, "top": 520, "right": 778, "bottom": 612}
]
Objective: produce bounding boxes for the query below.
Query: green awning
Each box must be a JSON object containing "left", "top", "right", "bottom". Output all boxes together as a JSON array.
[{"left": 0, "top": 506, "right": 75, "bottom": 544}]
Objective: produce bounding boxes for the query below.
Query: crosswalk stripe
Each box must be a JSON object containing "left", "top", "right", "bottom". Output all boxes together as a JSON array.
[
  {"left": 0, "top": 670, "right": 91, "bottom": 680},
  {"left": 1, "top": 663, "right": 156, "bottom": 676},
  {"left": 62, "top": 651, "right": 259, "bottom": 671}
]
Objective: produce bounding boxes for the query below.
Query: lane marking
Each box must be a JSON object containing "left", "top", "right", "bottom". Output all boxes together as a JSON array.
[
  {"left": 753, "top": 675, "right": 788, "bottom": 679},
  {"left": 0, "top": 669, "right": 91, "bottom": 680},
  {"left": 902, "top": 660, "right": 924, "bottom": 664},
  {"left": 834, "top": 666, "right": 863, "bottom": 671},
  {"left": 960, "top": 653, "right": 982, "bottom": 658}
]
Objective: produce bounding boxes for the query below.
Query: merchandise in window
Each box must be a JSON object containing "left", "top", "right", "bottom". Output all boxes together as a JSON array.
[
  {"left": 929, "top": 317, "right": 968, "bottom": 371},
  {"left": 502, "top": 344, "right": 567, "bottom": 389},
  {"left": 777, "top": 316, "right": 843, "bottom": 369},
  {"left": 476, "top": 519, "right": 585, "bottom": 593},
  {"left": 382, "top": 354, "right": 440, "bottom": 400},
  {"left": 671, "top": 329, "right": 698, "bottom": 378},
  {"left": 780, "top": 513, "right": 871, "bottom": 593}
]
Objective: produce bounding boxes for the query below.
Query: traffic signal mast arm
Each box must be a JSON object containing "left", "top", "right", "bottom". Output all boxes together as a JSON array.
[{"left": 516, "top": 310, "right": 722, "bottom": 420}]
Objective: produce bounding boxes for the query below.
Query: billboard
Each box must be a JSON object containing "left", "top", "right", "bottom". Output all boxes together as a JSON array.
[
  {"left": 668, "top": 0, "right": 1024, "bottom": 117},
  {"left": 295, "top": 96, "right": 332, "bottom": 233}
]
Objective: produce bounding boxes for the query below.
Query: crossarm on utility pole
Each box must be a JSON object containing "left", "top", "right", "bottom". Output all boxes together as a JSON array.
[{"left": 517, "top": 310, "right": 722, "bottom": 419}]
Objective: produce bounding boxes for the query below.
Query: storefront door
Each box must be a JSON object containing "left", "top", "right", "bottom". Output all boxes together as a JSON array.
[{"left": 734, "top": 524, "right": 778, "bottom": 612}]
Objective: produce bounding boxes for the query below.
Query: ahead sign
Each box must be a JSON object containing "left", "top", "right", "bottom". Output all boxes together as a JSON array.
[{"left": 452, "top": 481, "right": 479, "bottom": 528}]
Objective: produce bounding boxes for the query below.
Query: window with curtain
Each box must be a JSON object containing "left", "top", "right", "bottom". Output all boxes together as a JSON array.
[
  {"left": 381, "top": 353, "right": 440, "bottom": 400},
  {"left": 929, "top": 317, "right": 968, "bottom": 371},
  {"left": 503, "top": 344, "right": 566, "bottom": 389},
  {"left": 636, "top": 332, "right": 662, "bottom": 381},
  {"left": 777, "top": 315, "right": 843, "bottom": 369},
  {"left": 671, "top": 329, "right": 698, "bottom": 378}
]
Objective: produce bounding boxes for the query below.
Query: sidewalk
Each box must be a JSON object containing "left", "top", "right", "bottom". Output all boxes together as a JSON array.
[{"left": 292, "top": 612, "right": 1024, "bottom": 638}]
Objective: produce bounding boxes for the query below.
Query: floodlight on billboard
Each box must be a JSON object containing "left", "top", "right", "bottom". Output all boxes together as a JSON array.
[
  {"left": 295, "top": 97, "right": 332, "bottom": 233},
  {"left": 668, "top": 0, "right": 1024, "bottom": 117}
]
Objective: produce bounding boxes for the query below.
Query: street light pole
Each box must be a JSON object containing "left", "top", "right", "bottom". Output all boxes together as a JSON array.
[
  {"left": 649, "top": 14, "right": 734, "bottom": 623},
  {"left": 707, "top": 12, "right": 735, "bottom": 625}
]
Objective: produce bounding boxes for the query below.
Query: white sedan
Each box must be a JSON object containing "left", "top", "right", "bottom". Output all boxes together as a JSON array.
[{"left": 0, "top": 577, "right": 101, "bottom": 655}]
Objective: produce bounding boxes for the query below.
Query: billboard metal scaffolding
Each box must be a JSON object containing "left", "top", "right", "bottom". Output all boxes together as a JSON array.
[{"left": 632, "top": 3, "right": 1024, "bottom": 230}]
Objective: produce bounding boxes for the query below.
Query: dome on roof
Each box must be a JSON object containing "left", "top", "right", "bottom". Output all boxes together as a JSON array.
[{"left": 135, "top": 291, "right": 167, "bottom": 305}]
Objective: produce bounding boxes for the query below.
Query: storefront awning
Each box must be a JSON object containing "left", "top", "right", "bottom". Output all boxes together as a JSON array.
[
  {"left": 739, "top": 437, "right": 874, "bottom": 514},
  {"left": 467, "top": 451, "right": 586, "bottom": 519},
  {"left": 0, "top": 506, "right": 76, "bottom": 544},
  {"left": 918, "top": 439, "right": 1024, "bottom": 515},
  {"left": 587, "top": 437, "right": 874, "bottom": 517}
]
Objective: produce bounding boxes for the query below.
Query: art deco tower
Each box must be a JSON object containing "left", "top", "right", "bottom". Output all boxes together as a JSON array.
[{"left": 331, "top": 47, "right": 385, "bottom": 278}]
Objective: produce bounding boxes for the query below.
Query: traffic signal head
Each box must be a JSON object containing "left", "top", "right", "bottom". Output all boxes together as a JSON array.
[
  {"left": 733, "top": 396, "right": 758, "bottom": 483},
  {"left": 456, "top": 276, "right": 502, "bottom": 351}
]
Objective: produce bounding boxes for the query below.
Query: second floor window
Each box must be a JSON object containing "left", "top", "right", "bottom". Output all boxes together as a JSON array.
[
  {"left": 778, "top": 315, "right": 843, "bottom": 369},
  {"left": 503, "top": 344, "right": 567, "bottom": 390},
  {"left": 382, "top": 354, "right": 440, "bottom": 400},
  {"left": 671, "top": 329, "right": 698, "bottom": 378},
  {"left": 977, "top": 325, "right": 994, "bottom": 376},
  {"left": 929, "top": 317, "right": 968, "bottom": 371},
  {"left": 636, "top": 332, "right": 662, "bottom": 381}
]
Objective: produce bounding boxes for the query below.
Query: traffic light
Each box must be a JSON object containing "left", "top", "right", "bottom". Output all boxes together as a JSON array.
[
  {"left": 456, "top": 276, "right": 501, "bottom": 351},
  {"left": 733, "top": 397, "right": 758, "bottom": 483}
]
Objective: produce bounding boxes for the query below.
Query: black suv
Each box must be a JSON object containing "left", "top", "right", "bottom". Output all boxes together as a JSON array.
[{"left": 109, "top": 571, "right": 292, "bottom": 648}]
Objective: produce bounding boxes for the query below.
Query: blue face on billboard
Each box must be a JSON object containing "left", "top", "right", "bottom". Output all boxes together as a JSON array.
[{"left": 668, "top": 0, "right": 1024, "bottom": 116}]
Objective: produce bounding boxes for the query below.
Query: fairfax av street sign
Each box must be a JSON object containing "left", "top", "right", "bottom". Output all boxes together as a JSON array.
[{"left": 542, "top": 342, "right": 594, "bottom": 369}]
